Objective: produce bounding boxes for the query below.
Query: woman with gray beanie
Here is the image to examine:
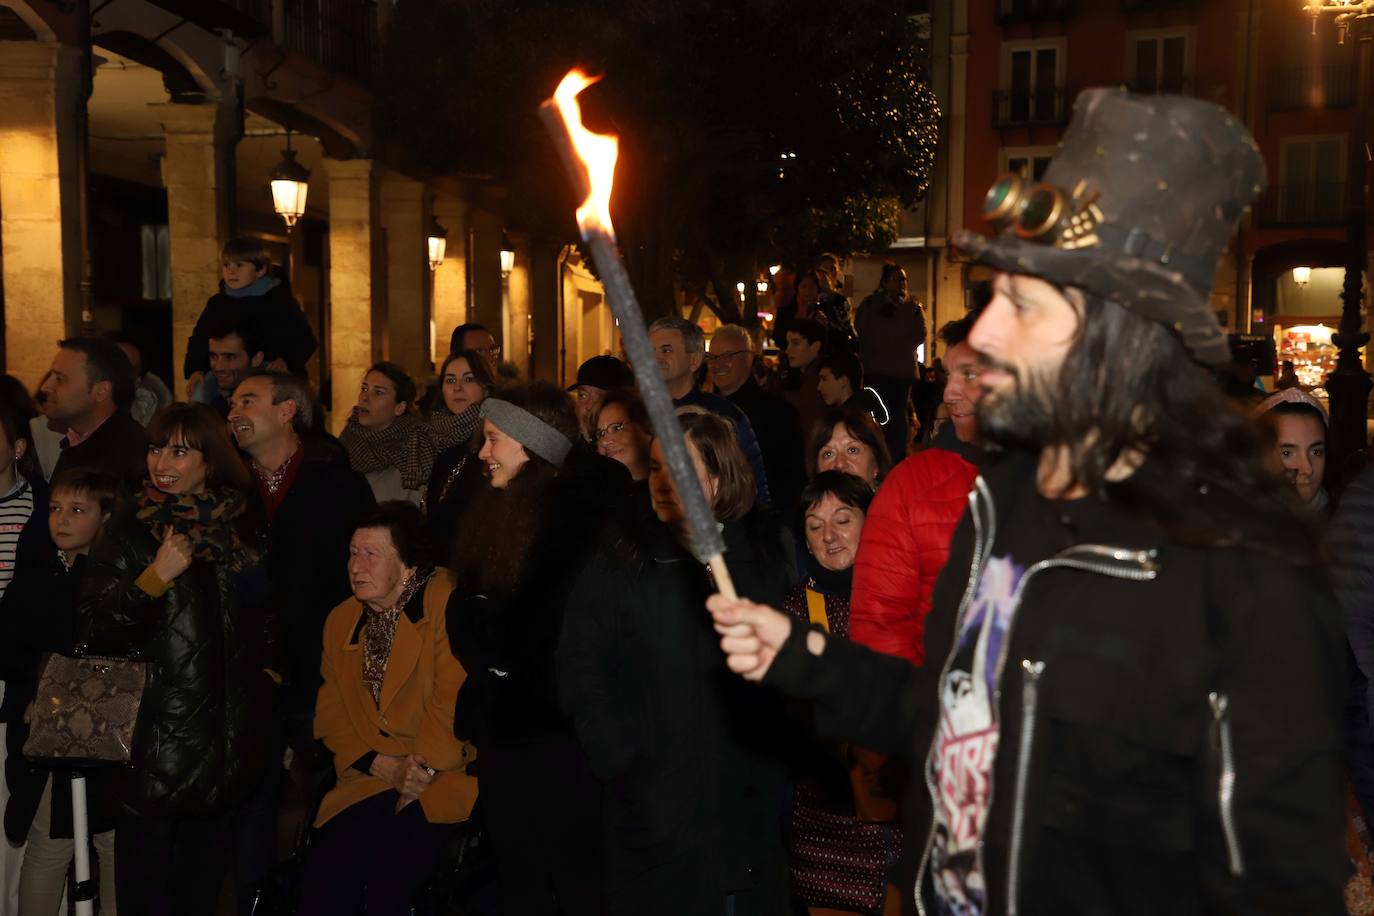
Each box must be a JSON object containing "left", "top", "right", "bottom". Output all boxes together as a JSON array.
[{"left": 446, "top": 380, "right": 630, "bottom": 914}]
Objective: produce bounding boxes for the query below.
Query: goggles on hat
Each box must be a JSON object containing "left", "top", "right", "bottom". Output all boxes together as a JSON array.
[{"left": 980, "top": 172, "right": 1103, "bottom": 250}]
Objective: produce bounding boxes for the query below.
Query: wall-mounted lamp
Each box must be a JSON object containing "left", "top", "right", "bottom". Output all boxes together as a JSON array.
[
  {"left": 427, "top": 217, "right": 448, "bottom": 271},
  {"left": 500, "top": 233, "right": 515, "bottom": 276}
]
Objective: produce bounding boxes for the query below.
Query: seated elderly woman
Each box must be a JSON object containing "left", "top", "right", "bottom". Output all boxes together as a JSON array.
[{"left": 300, "top": 501, "right": 477, "bottom": 916}]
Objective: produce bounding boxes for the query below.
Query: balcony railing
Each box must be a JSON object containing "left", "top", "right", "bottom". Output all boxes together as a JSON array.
[
  {"left": 993, "top": 88, "right": 1069, "bottom": 129},
  {"left": 1268, "top": 64, "right": 1356, "bottom": 111},
  {"left": 996, "top": 0, "right": 1074, "bottom": 25},
  {"left": 1254, "top": 183, "right": 1348, "bottom": 227},
  {"left": 282, "top": 0, "right": 379, "bottom": 87}
]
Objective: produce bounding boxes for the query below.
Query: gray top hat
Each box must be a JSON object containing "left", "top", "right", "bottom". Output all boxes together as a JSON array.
[{"left": 954, "top": 87, "right": 1266, "bottom": 366}]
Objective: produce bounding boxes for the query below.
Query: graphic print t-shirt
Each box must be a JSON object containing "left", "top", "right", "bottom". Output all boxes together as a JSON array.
[{"left": 929, "top": 554, "right": 1028, "bottom": 915}]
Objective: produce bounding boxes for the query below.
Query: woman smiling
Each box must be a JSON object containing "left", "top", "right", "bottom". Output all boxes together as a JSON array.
[{"left": 79, "top": 402, "right": 276, "bottom": 916}]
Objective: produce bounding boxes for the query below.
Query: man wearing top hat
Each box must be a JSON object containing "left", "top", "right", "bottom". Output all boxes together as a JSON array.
[{"left": 706, "top": 89, "right": 1348, "bottom": 913}]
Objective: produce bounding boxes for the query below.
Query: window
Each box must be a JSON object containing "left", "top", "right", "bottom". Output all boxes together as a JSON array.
[
  {"left": 1001, "top": 39, "right": 1066, "bottom": 124},
  {"left": 1001, "top": 146, "right": 1056, "bottom": 182},
  {"left": 140, "top": 224, "right": 171, "bottom": 301},
  {"left": 1278, "top": 136, "right": 1346, "bottom": 224},
  {"left": 1127, "top": 29, "right": 1193, "bottom": 94}
]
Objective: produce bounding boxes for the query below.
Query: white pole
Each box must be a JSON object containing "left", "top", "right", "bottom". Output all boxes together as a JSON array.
[{"left": 70, "top": 774, "right": 93, "bottom": 916}]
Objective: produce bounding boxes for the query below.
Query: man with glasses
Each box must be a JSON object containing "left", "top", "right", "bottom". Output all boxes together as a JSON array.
[
  {"left": 567, "top": 355, "right": 634, "bottom": 442},
  {"left": 708, "top": 324, "right": 805, "bottom": 512},
  {"left": 649, "top": 315, "right": 771, "bottom": 506},
  {"left": 849, "top": 307, "right": 985, "bottom": 665}
]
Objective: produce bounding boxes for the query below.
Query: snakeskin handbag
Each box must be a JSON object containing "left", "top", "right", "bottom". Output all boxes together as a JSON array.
[{"left": 22, "top": 653, "right": 147, "bottom": 766}]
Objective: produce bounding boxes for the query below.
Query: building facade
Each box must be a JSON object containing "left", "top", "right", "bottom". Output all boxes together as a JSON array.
[
  {"left": 0, "top": 0, "right": 613, "bottom": 431},
  {"left": 912, "top": 0, "right": 1371, "bottom": 377}
]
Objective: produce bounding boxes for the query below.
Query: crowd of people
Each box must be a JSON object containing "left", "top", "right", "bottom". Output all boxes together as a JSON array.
[{"left": 0, "top": 87, "right": 1368, "bottom": 916}]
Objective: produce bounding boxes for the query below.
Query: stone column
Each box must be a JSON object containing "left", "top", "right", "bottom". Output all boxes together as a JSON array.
[
  {"left": 529, "top": 244, "right": 561, "bottom": 383},
  {"left": 431, "top": 194, "right": 469, "bottom": 362},
  {"left": 0, "top": 40, "right": 83, "bottom": 389},
  {"left": 155, "top": 100, "right": 237, "bottom": 398},
  {"left": 325, "top": 158, "right": 376, "bottom": 434},
  {"left": 379, "top": 170, "right": 430, "bottom": 381}
]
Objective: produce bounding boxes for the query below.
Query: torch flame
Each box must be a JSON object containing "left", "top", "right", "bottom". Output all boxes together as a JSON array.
[{"left": 552, "top": 69, "right": 619, "bottom": 239}]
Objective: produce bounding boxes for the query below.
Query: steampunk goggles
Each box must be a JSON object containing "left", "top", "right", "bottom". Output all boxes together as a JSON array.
[{"left": 980, "top": 173, "right": 1103, "bottom": 250}]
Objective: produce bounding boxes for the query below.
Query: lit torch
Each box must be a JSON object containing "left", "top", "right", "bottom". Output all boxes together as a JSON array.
[{"left": 541, "top": 69, "right": 736, "bottom": 600}]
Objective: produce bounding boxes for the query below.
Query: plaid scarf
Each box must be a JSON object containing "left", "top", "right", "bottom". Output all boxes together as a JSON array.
[
  {"left": 339, "top": 409, "right": 438, "bottom": 492},
  {"left": 430, "top": 403, "right": 482, "bottom": 453},
  {"left": 135, "top": 484, "right": 255, "bottom": 572}
]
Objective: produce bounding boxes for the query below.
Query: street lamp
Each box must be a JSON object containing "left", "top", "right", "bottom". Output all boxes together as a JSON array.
[
  {"left": 499, "top": 233, "right": 515, "bottom": 276},
  {"left": 427, "top": 216, "right": 448, "bottom": 271},
  {"left": 268, "top": 131, "right": 310, "bottom": 229},
  {"left": 1305, "top": 0, "right": 1372, "bottom": 478}
]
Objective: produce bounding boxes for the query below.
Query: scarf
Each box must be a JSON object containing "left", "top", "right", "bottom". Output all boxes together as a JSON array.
[
  {"left": 224, "top": 275, "right": 280, "bottom": 299},
  {"left": 135, "top": 484, "right": 255, "bottom": 571},
  {"left": 806, "top": 560, "right": 854, "bottom": 598},
  {"left": 361, "top": 567, "right": 435, "bottom": 706},
  {"left": 430, "top": 403, "right": 483, "bottom": 453},
  {"left": 339, "top": 409, "right": 438, "bottom": 491}
]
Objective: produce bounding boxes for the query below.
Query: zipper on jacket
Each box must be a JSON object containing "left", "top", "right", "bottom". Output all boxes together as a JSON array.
[
  {"left": 914, "top": 477, "right": 994, "bottom": 916},
  {"left": 1006, "top": 659, "right": 1045, "bottom": 916},
  {"left": 913, "top": 477, "right": 1159, "bottom": 914},
  {"left": 1209, "top": 691, "right": 1245, "bottom": 877}
]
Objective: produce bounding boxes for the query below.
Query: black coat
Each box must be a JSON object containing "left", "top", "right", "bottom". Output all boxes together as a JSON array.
[
  {"left": 242, "top": 433, "right": 374, "bottom": 712},
  {"left": 0, "top": 476, "right": 115, "bottom": 844},
  {"left": 727, "top": 378, "right": 807, "bottom": 515},
  {"left": 424, "top": 443, "right": 484, "bottom": 565},
  {"left": 558, "top": 508, "right": 800, "bottom": 916},
  {"left": 1326, "top": 466, "right": 1374, "bottom": 824},
  {"left": 764, "top": 453, "right": 1349, "bottom": 914},
  {"left": 184, "top": 272, "right": 317, "bottom": 378},
  {"left": 448, "top": 450, "right": 632, "bottom": 746},
  {"left": 1, "top": 545, "right": 116, "bottom": 843},
  {"left": 51, "top": 409, "right": 147, "bottom": 488},
  {"left": 77, "top": 502, "right": 279, "bottom": 818}
]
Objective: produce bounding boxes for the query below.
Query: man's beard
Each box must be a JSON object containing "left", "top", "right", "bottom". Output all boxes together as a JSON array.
[{"left": 975, "top": 360, "right": 1060, "bottom": 450}]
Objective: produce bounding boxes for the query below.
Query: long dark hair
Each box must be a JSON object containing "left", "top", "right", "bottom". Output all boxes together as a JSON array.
[
  {"left": 448, "top": 381, "right": 578, "bottom": 594},
  {"left": 985, "top": 294, "right": 1312, "bottom": 558},
  {"left": 0, "top": 395, "right": 40, "bottom": 486}
]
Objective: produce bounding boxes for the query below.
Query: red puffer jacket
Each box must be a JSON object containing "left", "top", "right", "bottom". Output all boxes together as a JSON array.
[{"left": 849, "top": 425, "right": 979, "bottom": 665}]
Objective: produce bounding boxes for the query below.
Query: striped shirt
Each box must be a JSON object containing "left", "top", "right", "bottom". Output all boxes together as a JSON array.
[{"left": 0, "top": 477, "right": 34, "bottom": 600}]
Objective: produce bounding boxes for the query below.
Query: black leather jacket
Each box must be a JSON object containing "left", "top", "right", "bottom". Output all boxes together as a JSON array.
[
  {"left": 78, "top": 504, "right": 278, "bottom": 818},
  {"left": 767, "top": 452, "right": 1348, "bottom": 915}
]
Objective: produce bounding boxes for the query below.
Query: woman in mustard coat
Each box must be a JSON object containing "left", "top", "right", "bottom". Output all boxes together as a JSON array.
[{"left": 300, "top": 501, "right": 477, "bottom": 916}]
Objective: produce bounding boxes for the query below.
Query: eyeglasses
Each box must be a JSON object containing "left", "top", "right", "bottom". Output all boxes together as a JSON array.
[
  {"left": 593, "top": 422, "right": 627, "bottom": 442},
  {"left": 705, "top": 350, "right": 750, "bottom": 363},
  {"left": 473, "top": 344, "right": 502, "bottom": 356}
]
